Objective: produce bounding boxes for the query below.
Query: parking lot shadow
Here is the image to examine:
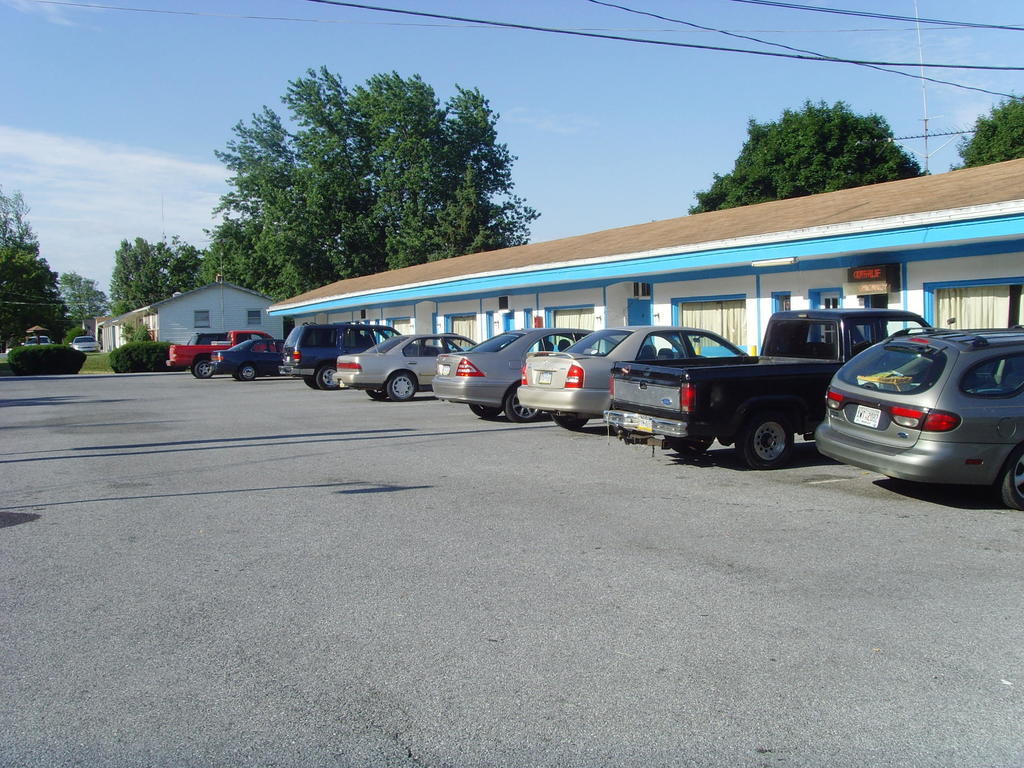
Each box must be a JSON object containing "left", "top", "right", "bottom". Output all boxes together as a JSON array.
[
  {"left": 872, "top": 478, "right": 1002, "bottom": 511},
  {"left": 0, "top": 512, "right": 41, "bottom": 528}
]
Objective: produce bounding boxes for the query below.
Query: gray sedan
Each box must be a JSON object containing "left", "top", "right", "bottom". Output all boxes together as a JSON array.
[
  {"left": 433, "top": 328, "right": 590, "bottom": 422},
  {"left": 519, "top": 326, "right": 746, "bottom": 430},
  {"left": 336, "top": 334, "right": 475, "bottom": 401}
]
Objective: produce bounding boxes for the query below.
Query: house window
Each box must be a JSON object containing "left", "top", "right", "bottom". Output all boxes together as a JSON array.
[
  {"left": 194, "top": 310, "right": 211, "bottom": 328},
  {"left": 247, "top": 310, "right": 262, "bottom": 325}
]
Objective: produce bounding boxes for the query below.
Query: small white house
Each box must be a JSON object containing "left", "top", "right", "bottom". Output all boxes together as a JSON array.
[{"left": 100, "top": 282, "right": 283, "bottom": 350}]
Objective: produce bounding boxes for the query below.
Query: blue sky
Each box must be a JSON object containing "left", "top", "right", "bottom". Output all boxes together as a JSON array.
[{"left": 2, "top": 0, "right": 1021, "bottom": 294}]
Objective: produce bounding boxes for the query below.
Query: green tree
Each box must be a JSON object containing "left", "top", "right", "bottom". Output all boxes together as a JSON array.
[
  {"left": 59, "top": 272, "right": 109, "bottom": 329},
  {"left": 690, "top": 101, "right": 923, "bottom": 214},
  {"left": 207, "top": 68, "right": 537, "bottom": 299},
  {"left": 109, "top": 236, "right": 202, "bottom": 315},
  {"left": 957, "top": 98, "right": 1024, "bottom": 168},
  {"left": 0, "top": 187, "right": 66, "bottom": 346}
]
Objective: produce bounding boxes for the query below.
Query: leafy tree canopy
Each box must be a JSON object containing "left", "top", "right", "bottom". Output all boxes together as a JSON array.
[
  {"left": 59, "top": 272, "right": 109, "bottom": 329},
  {"left": 206, "top": 68, "right": 538, "bottom": 299},
  {"left": 690, "top": 100, "right": 923, "bottom": 214},
  {"left": 109, "top": 236, "right": 203, "bottom": 316},
  {"left": 957, "top": 98, "right": 1024, "bottom": 168},
  {"left": 0, "top": 186, "right": 67, "bottom": 345}
]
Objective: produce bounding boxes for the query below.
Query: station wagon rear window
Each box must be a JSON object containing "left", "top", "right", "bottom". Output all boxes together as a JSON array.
[{"left": 836, "top": 342, "right": 947, "bottom": 394}]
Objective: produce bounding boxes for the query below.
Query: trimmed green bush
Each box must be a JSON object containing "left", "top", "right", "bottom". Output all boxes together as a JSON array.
[
  {"left": 109, "top": 342, "right": 172, "bottom": 373},
  {"left": 64, "top": 327, "right": 88, "bottom": 344},
  {"left": 8, "top": 345, "right": 86, "bottom": 375}
]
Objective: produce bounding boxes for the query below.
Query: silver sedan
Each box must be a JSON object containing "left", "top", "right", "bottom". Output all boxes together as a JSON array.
[
  {"left": 519, "top": 326, "right": 747, "bottom": 430},
  {"left": 433, "top": 328, "right": 590, "bottom": 422},
  {"left": 336, "top": 334, "right": 475, "bottom": 401}
]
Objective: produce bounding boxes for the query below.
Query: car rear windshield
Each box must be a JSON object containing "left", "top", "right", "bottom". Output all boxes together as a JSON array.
[
  {"left": 835, "top": 341, "right": 948, "bottom": 394},
  {"left": 565, "top": 330, "right": 631, "bottom": 356},
  {"left": 467, "top": 332, "right": 523, "bottom": 353}
]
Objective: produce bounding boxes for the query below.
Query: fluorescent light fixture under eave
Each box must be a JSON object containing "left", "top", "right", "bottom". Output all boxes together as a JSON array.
[{"left": 751, "top": 256, "right": 798, "bottom": 267}]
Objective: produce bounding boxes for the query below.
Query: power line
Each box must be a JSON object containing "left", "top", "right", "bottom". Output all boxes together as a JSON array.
[
  {"left": 586, "top": 0, "right": 1018, "bottom": 99},
  {"left": 723, "top": 0, "right": 1024, "bottom": 32},
  {"left": 298, "top": 0, "right": 1024, "bottom": 72}
]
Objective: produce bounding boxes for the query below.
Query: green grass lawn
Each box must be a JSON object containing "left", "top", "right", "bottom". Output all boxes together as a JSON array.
[{"left": 79, "top": 353, "right": 114, "bottom": 374}]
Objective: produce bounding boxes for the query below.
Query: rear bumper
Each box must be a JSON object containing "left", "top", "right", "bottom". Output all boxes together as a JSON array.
[
  {"left": 815, "top": 421, "right": 1009, "bottom": 486},
  {"left": 518, "top": 386, "right": 608, "bottom": 418},
  {"left": 279, "top": 365, "right": 315, "bottom": 377},
  {"left": 431, "top": 376, "right": 509, "bottom": 408},
  {"left": 603, "top": 409, "right": 689, "bottom": 438}
]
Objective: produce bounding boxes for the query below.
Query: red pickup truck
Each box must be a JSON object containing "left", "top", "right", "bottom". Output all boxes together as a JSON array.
[{"left": 167, "top": 330, "right": 274, "bottom": 378}]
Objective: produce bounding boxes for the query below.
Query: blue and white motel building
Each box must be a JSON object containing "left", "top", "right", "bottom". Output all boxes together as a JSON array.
[{"left": 269, "top": 158, "right": 1024, "bottom": 351}]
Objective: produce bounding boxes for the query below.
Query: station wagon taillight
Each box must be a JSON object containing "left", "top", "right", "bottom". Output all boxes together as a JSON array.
[
  {"left": 565, "top": 364, "right": 585, "bottom": 389},
  {"left": 890, "top": 405, "right": 961, "bottom": 432},
  {"left": 456, "top": 358, "right": 484, "bottom": 377},
  {"left": 826, "top": 389, "right": 845, "bottom": 409}
]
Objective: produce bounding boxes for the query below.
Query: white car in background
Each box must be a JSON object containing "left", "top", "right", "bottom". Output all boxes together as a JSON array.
[{"left": 71, "top": 335, "right": 100, "bottom": 353}]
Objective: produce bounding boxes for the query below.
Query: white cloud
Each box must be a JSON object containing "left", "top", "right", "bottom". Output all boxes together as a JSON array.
[
  {"left": 504, "top": 107, "right": 599, "bottom": 136},
  {"left": 2, "top": 0, "right": 75, "bottom": 25},
  {"left": 0, "top": 126, "right": 228, "bottom": 291}
]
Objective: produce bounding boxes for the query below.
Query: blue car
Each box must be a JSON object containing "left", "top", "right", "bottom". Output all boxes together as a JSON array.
[{"left": 210, "top": 338, "right": 285, "bottom": 381}]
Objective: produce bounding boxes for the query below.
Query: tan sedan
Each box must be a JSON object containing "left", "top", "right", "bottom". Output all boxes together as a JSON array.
[{"left": 519, "top": 326, "right": 746, "bottom": 430}]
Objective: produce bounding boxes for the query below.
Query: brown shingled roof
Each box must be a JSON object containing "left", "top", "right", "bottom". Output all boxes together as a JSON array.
[{"left": 275, "top": 158, "right": 1024, "bottom": 308}]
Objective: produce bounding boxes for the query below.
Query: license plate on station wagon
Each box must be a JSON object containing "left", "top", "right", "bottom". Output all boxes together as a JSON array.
[{"left": 853, "top": 405, "right": 882, "bottom": 428}]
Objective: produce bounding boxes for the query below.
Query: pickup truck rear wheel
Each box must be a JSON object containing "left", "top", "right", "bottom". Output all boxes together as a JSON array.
[
  {"left": 385, "top": 371, "right": 418, "bottom": 402},
  {"left": 998, "top": 443, "right": 1024, "bottom": 511},
  {"left": 303, "top": 375, "right": 319, "bottom": 390},
  {"left": 191, "top": 358, "right": 214, "bottom": 379},
  {"left": 738, "top": 411, "right": 794, "bottom": 470},
  {"left": 552, "top": 414, "right": 588, "bottom": 431},
  {"left": 315, "top": 365, "right": 340, "bottom": 390}
]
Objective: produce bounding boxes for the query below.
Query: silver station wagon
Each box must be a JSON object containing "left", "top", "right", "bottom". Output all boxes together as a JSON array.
[{"left": 815, "top": 328, "right": 1024, "bottom": 510}]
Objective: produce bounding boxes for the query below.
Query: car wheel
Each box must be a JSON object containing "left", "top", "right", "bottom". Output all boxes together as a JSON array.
[
  {"left": 385, "top": 371, "right": 418, "bottom": 402},
  {"left": 191, "top": 358, "right": 214, "bottom": 379},
  {"left": 503, "top": 385, "right": 543, "bottom": 423},
  {"left": 998, "top": 443, "right": 1024, "bottom": 511},
  {"left": 552, "top": 414, "right": 589, "bottom": 431},
  {"left": 236, "top": 363, "right": 257, "bottom": 381},
  {"left": 468, "top": 404, "right": 502, "bottom": 419},
  {"left": 315, "top": 365, "right": 340, "bottom": 390},
  {"left": 303, "top": 376, "right": 319, "bottom": 390},
  {"left": 664, "top": 436, "right": 713, "bottom": 455},
  {"left": 366, "top": 389, "right": 389, "bottom": 401},
  {"left": 737, "top": 411, "right": 793, "bottom": 470}
]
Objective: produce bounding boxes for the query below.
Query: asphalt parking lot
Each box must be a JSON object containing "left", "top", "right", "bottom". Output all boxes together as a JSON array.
[{"left": 1, "top": 372, "right": 1021, "bottom": 768}]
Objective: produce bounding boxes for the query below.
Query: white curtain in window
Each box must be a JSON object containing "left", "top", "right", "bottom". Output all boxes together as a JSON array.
[
  {"left": 552, "top": 307, "right": 595, "bottom": 330},
  {"left": 391, "top": 317, "right": 415, "bottom": 334},
  {"left": 936, "top": 285, "right": 1010, "bottom": 329},
  {"left": 451, "top": 315, "right": 478, "bottom": 340},
  {"left": 679, "top": 300, "right": 746, "bottom": 347}
]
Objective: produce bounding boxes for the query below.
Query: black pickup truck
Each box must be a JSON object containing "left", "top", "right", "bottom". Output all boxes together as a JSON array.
[{"left": 604, "top": 309, "right": 929, "bottom": 469}]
